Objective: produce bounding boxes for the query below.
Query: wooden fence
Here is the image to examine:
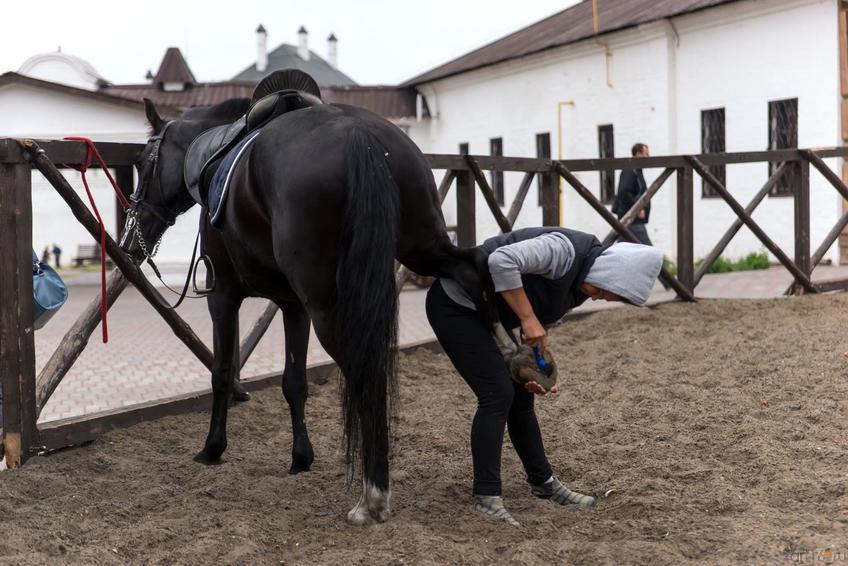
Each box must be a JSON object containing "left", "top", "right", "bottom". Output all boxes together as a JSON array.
[{"left": 2, "top": 137, "right": 848, "bottom": 468}]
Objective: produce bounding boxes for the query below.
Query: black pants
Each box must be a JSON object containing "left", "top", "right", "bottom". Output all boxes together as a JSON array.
[
  {"left": 620, "top": 221, "right": 652, "bottom": 246},
  {"left": 425, "top": 280, "right": 552, "bottom": 496}
]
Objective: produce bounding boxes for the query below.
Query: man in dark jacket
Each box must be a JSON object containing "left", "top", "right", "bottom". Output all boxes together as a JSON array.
[{"left": 612, "top": 143, "right": 652, "bottom": 245}]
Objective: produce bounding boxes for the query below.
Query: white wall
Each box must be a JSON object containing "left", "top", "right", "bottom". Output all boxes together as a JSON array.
[
  {"left": 410, "top": 0, "right": 842, "bottom": 264},
  {"left": 0, "top": 84, "right": 148, "bottom": 141},
  {"left": 674, "top": 0, "right": 840, "bottom": 263},
  {"left": 0, "top": 83, "right": 200, "bottom": 264}
]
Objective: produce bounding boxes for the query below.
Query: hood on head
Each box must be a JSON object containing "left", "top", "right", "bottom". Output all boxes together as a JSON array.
[{"left": 583, "top": 242, "right": 663, "bottom": 306}]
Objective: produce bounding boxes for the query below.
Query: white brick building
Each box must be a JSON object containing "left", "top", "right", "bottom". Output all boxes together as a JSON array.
[{"left": 404, "top": 0, "right": 847, "bottom": 264}]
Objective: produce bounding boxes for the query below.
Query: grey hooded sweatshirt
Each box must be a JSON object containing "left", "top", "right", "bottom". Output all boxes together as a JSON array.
[{"left": 441, "top": 228, "right": 662, "bottom": 326}]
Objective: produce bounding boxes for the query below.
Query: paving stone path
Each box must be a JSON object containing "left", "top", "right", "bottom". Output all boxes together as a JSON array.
[{"left": 35, "top": 263, "right": 848, "bottom": 423}]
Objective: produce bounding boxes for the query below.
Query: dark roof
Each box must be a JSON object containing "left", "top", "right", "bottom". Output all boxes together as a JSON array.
[
  {"left": 153, "top": 47, "right": 196, "bottom": 85},
  {"left": 404, "top": 0, "right": 739, "bottom": 86},
  {"left": 328, "top": 33, "right": 337, "bottom": 42},
  {"left": 257, "top": 24, "right": 266, "bottom": 33},
  {"left": 0, "top": 72, "right": 177, "bottom": 113},
  {"left": 101, "top": 81, "right": 416, "bottom": 119},
  {"left": 323, "top": 86, "right": 417, "bottom": 119},
  {"left": 232, "top": 43, "right": 356, "bottom": 86},
  {"left": 102, "top": 82, "right": 254, "bottom": 111}
]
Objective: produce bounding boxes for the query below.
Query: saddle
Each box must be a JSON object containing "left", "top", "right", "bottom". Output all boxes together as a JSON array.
[{"left": 184, "top": 70, "right": 324, "bottom": 223}]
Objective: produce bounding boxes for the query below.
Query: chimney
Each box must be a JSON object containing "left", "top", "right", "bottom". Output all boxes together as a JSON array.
[
  {"left": 327, "top": 33, "right": 338, "bottom": 68},
  {"left": 297, "top": 26, "right": 310, "bottom": 61},
  {"left": 256, "top": 24, "right": 268, "bottom": 73}
]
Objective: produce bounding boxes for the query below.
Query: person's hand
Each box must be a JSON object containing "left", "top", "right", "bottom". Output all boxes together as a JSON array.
[
  {"left": 520, "top": 316, "right": 547, "bottom": 354},
  {"left": 524, "top": 381, "right": 559, "bottom": 396},
  {"left": 637, "top": 209, "right": 647, "bottom": 220}
]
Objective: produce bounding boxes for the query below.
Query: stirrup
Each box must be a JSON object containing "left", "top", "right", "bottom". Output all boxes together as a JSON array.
[{"left": 192, "top": 254, "right": 215, "bottom": 295}]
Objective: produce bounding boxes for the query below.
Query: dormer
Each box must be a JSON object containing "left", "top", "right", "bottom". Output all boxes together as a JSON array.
[{"left": 153, "top": 47, "right": 196, "bottom": 92}]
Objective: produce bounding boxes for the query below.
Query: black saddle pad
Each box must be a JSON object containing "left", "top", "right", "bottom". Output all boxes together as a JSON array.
[{"left": 207, "top": 130, "right": 262, "bottom": 227}]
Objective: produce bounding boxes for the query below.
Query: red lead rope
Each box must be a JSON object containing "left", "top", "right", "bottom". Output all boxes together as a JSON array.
[{"left": 64, "top": 137, "right": 132, "bottom": 343}]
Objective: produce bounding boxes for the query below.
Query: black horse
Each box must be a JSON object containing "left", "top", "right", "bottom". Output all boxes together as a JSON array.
[{"left": 122, "top": 72, "right": 488, "bottom": 524}]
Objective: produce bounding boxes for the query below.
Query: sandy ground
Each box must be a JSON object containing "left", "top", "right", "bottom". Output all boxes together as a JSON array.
[{"left": 1, "top": 293, "right": 847, "bottom": 565}]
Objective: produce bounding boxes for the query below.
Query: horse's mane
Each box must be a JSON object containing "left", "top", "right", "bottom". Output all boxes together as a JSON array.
[{"left": 182, "top": 98, "right": 250, "bottom": 122}]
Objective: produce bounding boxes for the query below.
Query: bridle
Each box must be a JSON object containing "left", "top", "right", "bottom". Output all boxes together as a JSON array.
[
  {"left": 123, "top": 120, "right": 179, "bottom": 259},
  {"left": 123, "top": 120, "right": 215, "bottom": 306}
]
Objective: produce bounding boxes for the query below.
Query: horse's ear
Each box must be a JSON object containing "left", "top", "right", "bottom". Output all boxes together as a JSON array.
[{"left": 144, "top": 98, "right": 165, "bottom": 133}]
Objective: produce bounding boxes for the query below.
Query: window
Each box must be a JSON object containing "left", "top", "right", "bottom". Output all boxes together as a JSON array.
[
  {"left": 768, "top": 98, "right": 799, "bottom": 196},
  {"left": 458, "top": 142, "right": 469, "bottom": 155},
  {"left": 489, "top": 137, "right": 504, "bottom": 205},
  {"left": 701, "top": 108, "right": 726, "bottom": 198},
  {"left": 597, "top": 125, "right": 615, "bottom": 204},
  {"left": 536, "top": 132, "right": 551, "bottom": 205}
]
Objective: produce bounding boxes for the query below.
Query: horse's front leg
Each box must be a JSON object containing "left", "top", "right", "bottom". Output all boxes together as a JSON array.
[
  {"left": 280, "top": 301, "right": 314, "bottom": 474},
  {"left": 195, "top": 292, "right": 243, "bottom": 464}
]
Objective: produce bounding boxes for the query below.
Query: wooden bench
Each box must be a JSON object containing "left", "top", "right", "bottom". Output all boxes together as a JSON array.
[{"left": 73, "top": 244, "right": 111, "bottom": 267}]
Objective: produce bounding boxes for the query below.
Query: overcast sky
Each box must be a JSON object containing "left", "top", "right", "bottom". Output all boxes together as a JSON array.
[{"left": 1, "top": 0, "right": 580, "bottom": 85}]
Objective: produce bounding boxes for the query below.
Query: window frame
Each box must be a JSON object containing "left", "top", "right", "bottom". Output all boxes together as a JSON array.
[
  {"left": 700, "top": 108, "right": 726, "bottom": 198},
  {"left": 767, "top": 98, "right": 799, "bottom": 197}
]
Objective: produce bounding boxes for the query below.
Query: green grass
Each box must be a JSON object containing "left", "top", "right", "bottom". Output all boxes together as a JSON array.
[
  {"left": 662, "top": 255, "right": 678, "bottom": 276},
  {"left": 694, "top": 249, "right": 771, "bottom": 274},
  {"left": 735, "top": 250, "right": 771, "bottom": 271}
]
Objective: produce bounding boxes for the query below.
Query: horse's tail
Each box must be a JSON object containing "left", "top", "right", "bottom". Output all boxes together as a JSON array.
[{"left": 337, "top": 126, "right": 400, "bottom": 484}]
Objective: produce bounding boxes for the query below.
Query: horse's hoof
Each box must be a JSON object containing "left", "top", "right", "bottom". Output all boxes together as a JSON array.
[
  {"left": 287, "top": 453, "right": 313, "bottom": 474},
  {"left": 346, "top": 505, "right": 390, "bottom": 525},
  {"left": 288, "top": 452, "right": 313, "bottom": 474},
  {"left": 232, "top": 389, "right": 251, "bottom": 402},
  {"left": 288, "top": 440, "right": 314, "bottom": 474},
  {"left": 193, "top": 450, "right": 224, "bottom": 465},
  {"left": 346, "top": 482, "right": 391, "bottom": 525},
  {"left": 232, "top": 382, "right": 251, "bottom": 402}
]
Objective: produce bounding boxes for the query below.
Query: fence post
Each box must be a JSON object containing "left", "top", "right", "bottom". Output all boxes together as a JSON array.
[
  {"left": 456, "top": 169, "right": 476, "bottom": 247},
  {"left": 676, "top": 167, "right": 694, "bottom": 294},
  {"left": 0, "top": 163, "right": 37, "bottom": 467},
  {"left": 115, "top": 165, "right": 134, "bottom": 241},
  {"left": 541, "top": 167, "right": 560, "bottom": 226},
  {"left": 794, "top": 158, "right": 811, "bottom": 285}
]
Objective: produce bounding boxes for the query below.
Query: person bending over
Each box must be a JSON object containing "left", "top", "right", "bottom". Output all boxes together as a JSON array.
[{"left": 425, "top": 226, "right": 662, "bottom": 526}]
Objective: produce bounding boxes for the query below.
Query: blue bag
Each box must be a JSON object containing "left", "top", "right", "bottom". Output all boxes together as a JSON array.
[{"left": 32, "top": 250, "right": 68, "bottom": 330}]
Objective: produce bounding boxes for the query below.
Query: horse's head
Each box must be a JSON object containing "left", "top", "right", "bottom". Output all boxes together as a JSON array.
[{"left": 120, "top": 99, "right": 205, "bottom": 261}]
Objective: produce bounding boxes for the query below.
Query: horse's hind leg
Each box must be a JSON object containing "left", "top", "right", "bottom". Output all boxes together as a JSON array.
[
  {"left": 279, "top": 301, "right": 314, "bottom": 474},
  {"left": 196, "top": 292, "right": 243, "bottom": 464},
  {"left": 348, "top": 419, "right": 391, "bottom": 526},
  {"left": 309, "top": 310, "right": 391, "bottom": 525}
]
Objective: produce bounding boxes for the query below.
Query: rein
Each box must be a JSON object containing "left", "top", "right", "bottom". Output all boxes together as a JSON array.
[
  {"left": 63, "top": 136, "right": 132, "bottom": 343},
  {"left": 143, "top": 231, "right": 214, "bottom": 310}
]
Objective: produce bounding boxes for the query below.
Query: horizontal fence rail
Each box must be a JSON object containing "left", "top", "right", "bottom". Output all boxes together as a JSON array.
[{"left": 2, "top": 135, "right": 848, "bottom": 467}]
